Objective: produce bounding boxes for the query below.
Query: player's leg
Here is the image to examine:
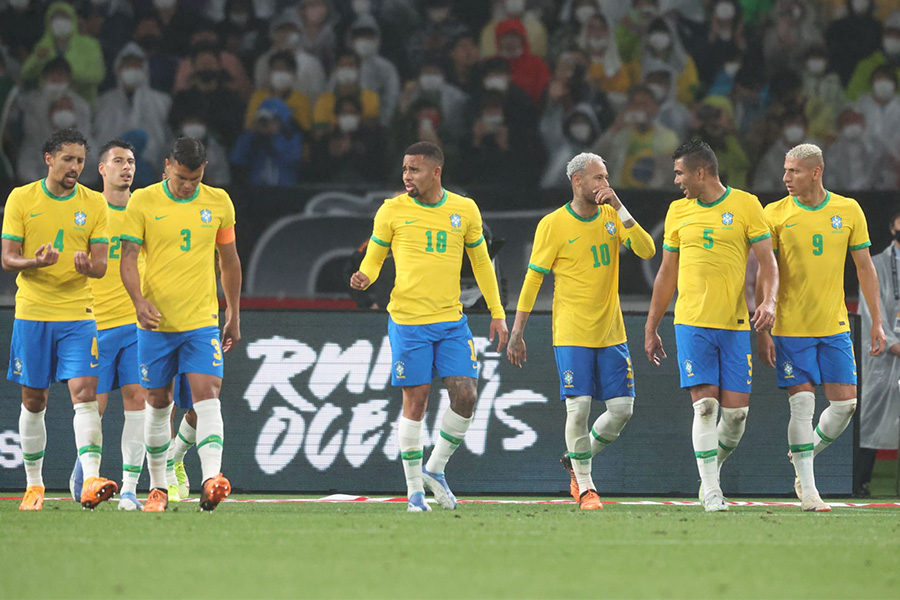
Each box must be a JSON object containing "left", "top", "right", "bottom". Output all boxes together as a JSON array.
[
  {"left": 590, "top": 345, "right": 636, "bottom": 456},
  {"left": 119, "top": 384, "right": 146, "bottom": 510},
  {"left": 816, "top": 333, "right": 858, "bottom": 456},
  {"left": 167, "top": 376, "right": 195, "bottom": 500},
  {"left": 716, "top": 330, "right": 752, "bottom": 473},
  {"left": 552, "top": 346, "right": 598, "bottom": 505}
]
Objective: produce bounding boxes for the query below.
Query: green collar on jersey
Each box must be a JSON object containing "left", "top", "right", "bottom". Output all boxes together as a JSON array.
[
  {"left": 40, "top": 178, "right": 77, "bottom": 201},
  {"left": 792, "top": 191, "right": 831, "bottom": 211},
  {"left": 696, "top": 186, "right": 731, "bottom": 208},
  {"left": 565, "top": 202, "right": 600, "bottom": 222},
  {"left": 412, "top": 188, "right": 447, "bottom": 208},
  {"left": 107, "top": 202, "right": 127, "bottom": 211},
  {"left": 163, "top": 179, "right": 200, "bottom": 203}
]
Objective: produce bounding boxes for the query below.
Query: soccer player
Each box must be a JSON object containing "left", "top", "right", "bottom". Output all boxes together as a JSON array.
[
  {"left": 120, "top": 137, "right": 241, "bottom": 512},
  {"left": 758, "top": 143, "right": 886, "bottom": 512},
  {"left": 166, "top": 379, "right": 195, "bottom": 502},
  {"left": 506, "top": 153, "right": 656, "bottom": 510},
  {"left": 350, "top": 141, "right": 508, "bottom": 512},
  {"left": 2, "top": 127, "right": 115, "bottom": 511},
  {"left": 644, "top": 140, "right": 779, "bottom": 512}
]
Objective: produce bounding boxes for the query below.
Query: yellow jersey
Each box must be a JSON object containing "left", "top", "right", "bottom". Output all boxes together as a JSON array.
[
  {"left": 363, "top": 189, "right": 498, "bottom": 325},
  {"left": 765, "top": 192, "right": 870, "bottom": 337},
  {"left": 662, "top": 186, "right": 771, "bottom": 330},
  {"left": 121, "top": 180, "right": 235, "bottom": 332},
  {"left": 523, "top": 203, "right": 655, "bottom": 347},
  {"left": 1, "top": 179, "right": 108, "bottom": 321}
]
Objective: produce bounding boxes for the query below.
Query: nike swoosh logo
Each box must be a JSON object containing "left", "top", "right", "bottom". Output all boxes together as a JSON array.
[
  {"left": 90, "top": 362, "right": 99, "bottom": 368},
  {"left": 405, "top": 220, "right": 418, "bottom": 224},
  {"left": 746, "top": 379, "right": 752, "bottom": 385},
  {"left": 784, "top": 223, "right": 798, "bottom": 228},
  {"left": 568, "top": 237, "right": 581, "bottom": 244},
  {"left": 29, "top": 212, "right": 43, "bottom": 217},
  {"left": 155, "top": 215, "right": 168, "bottom": 220},
  {"left": 212, "top": 361, "right": 222, "bottom": 367}
]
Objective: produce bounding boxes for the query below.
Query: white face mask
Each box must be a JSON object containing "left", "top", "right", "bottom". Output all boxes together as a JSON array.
[
  {"left": 646, "top": 83, "right": 667, "bottom": 102},
  {"left": 419, "top": 117, "right": 435, "bottom": 131},
  {"left": 624, "top": 110, "right": 649, "bottom": 125},
  {"left": 851, "top": 0, "right": 870, "bottom": 14},
  {"left": 575, "top": 5, "right": 596, "bottom": 24},
  {"left": 723, "top": 61, "right": 740, "bottom": 77},
  {"left": 884, "top": 36, "right": 900, "bottom": 55},
  {"left": 419, "top": 73, "right": 444, "bottom": 92},
  {"left": 647, "top": 32, "right": 671, "bottom": 52},
  {"left": 873, "top": 78, "right": 896, "bottom": 101},
  {"left": 717, "top": 28, "right": 733, "bottom": 41},
  {"left": 482, "top": 113, "right": 504, "bottom": 130},
  {"left": 587, "top": 37, "right": 608, "bottom": 52},
  {"left": 806, "top": 58, "right": 827, "bottom": 76},
  {"left": 50, "top": 17, "right": 73, "bottom": 37},
  {"left": 841, "top": 123, "right": 864, "bottom": 139},
  {"left": 230, "top": 12, "right": 249, "bottom": 26},
  {"left": 43, "top": 80, "right": 69, "bottom": 101},
  {"left": 153, "top": 0, "right": 177, "bottom": 10},
  {"left": 269, "top": 70, "right": 294, "bottom": 92},
  {"left": 714, "top": 2, "right": 736, "bottom": 19},
  {"left": 483, "top": 75, "right": 509, "bottom": 92},
  {"left": 284, "top": 31, "right": 301, "bottom": 49},
  {"left": 505, "top": 0, "right": 526, "bottom": 16},
  {"left": 182, "top": 123, "right": 207, "bottom": 139},
  {"left": 335, "top": 67, "right": 359, "bottom": 86},
  {"left": 351, "top": 0, "right": 371, "bottom": 14},
  {"left": 568, "top": 122, "right": 592, "bottom": 142},
  {"left": 783, "top": 124, "right": 805, "bottom": 144},
  {"left": 337, "top": 113, "right": 360, "bottom": 132},
  {"left": 51, "top": 109, "right": 77, "bottom": 129},
  {"left": 353, "top": 39, "right": 379, "bottom": 58},
  {"left": 8, "top": 0, "right": 29, "bottom": 9},
  {"left": 120, "top": 67, "right": 145, "bottom": 89}
]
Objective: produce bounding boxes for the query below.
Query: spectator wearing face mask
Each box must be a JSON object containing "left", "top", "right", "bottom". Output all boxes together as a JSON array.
[
  {"left": 616, "top": 0, "right": 663, "bottom": 62},
  {"left": 688, "top": 95, "right": 749, "bottom": 188},
  {"left": 557, "top": 0, "right": 632, "bottom": 31},
  {"left": 826, "top": 0, "right": 882, "bottom": 86},
  {"left": 578, "top": 13, "right": 639, "bottom": 107},
  {"left": 752, "top": 112, "right": 817, "bottom": 192},
  {"left": 407, "top": 0, "right": 469, "bottom": 74},
  {"left": 217, "top": 0, "right": 269, "bottom": 70},
  {"left": 253, "top": 14, "right": 327, "bottom": 103},
  {"left": 539, "top": 50, "right": 613, "bottom": 149},
  {"left": 166, "top": 113, "right": 232, "bottom": 187},
  {"left": 392, "top": 97, "right": 459, "bottom": 170},
  {"left": 16, "top": 96, "right": 97, "bottom": 186},
  {"left": 311, "top": 95, "right": 387, "bottom": 182},
  {"left": 707, "top": 47, "right": 747, "bottom": 96},
  {"left": 312, "top": 49, "right": 381, "bottom": 137},
  {"left": 94, "top": 43, "right": 172, "bottom": 176},
  {"left": 231, "top": 97, "right": 303, "bottom": 186},
  {"left": 132, "top": 17, "right": 178, "bottom": 94},
  {"left": 644, "top": 69, "right": 691, "bottom": 139},
  {"left": 540, "top": 102, "right": 604, "bottom": 188},
  {"left": 480, "top": 0, "right": 548, "bottom": 58},
  {"left": 692, "top": 0, "right": 751, "bottom": 85},
  {"left": 825, "top": 107, "right": 895, "bottom": 190},
  {"left": 761, "top": 0, "right": 825, "bottom": 77},
  {"left": 854, "top": 65, "right": 900, "bottom": 163},
  {"left": 78, "top": 0, "right": 135, "bottom": 88},
  {"left": 460, "top": 91, "right": 522, "bottom": 184},
  {"left": 470, "top": 58, "right": 540, "bottom": 160},
  {"left": 173, "top": 22, "right": 253, "bottom": 100},
  {"left": 283, "top": 0, "right": 338, "bottom": 73},
  {"left": 801, "top": 47, "right": 846, "bottom": 118},
  {"left": 348, "top": 16, "right": 401, "bottom": 127},
  {"left": 848, "top": 10, "right": 900, "bottom": 100},
  {"left": 138, "top": 0, "right": 203, "bottom": 59},
  {"left": 398, "top": 56, "right": 469, "bottom": 140},
  {"left": 493, "top": 18, "right": 551, "bottom": 106},
  {"left": 447, "top": 31, "right": 482, "bottom": 97},
  {"left": 639, "top": 18, "right": 700, "bottom": 105},
  {"left": 0, "top": 0, "right": 43, "bottom": 65},
  {"left": 20, "top": 2, "right": 106, "bottom": 105},
  {"left": 245, "top": 52, "right": 313, "bottom": 134}
]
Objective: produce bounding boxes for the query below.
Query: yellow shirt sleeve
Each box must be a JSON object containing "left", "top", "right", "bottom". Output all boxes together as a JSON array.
[
  {"left": 848, "top": 200, "right": 872, "bottom": 250},
  {"left": 746, "top": 197, "right": 772, "bottom": 244},
  {"left": 1, "top": 189, "right": 24, "bottom": 241},
  {"left": 89, "top": 196, "right": 109, "bottom": 245},
  {"left": 360, "top": 202, "right": 393, "bottom": 283},
  {"left": 621, "top": 219, "right": 656, "bottom": 259},
  {"left": 527, "top": 216, "right": 558, "bottom": 273},
  {"left": 764, "top": 204, "right": 780, "bottom": 253},
  {"left": 662, "top": 203, "right": 680, "bottom": 252},
  {"left": 515, "top": 267, "right": 544, "bottom": 313},
  {"left": 121, "top": 194, "right": 146, "bottom": 245},
  {"left": 466, "top": 240, "right": 505, "bottom": 319}
]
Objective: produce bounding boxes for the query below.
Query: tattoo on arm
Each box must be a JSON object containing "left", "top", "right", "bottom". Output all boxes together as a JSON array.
[{"left": 121, "top": 240, "right": 139, "bottom": 257}]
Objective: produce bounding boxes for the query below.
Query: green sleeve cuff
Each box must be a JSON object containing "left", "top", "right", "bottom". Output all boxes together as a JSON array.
[
  {"left": 773, "top": 248, "right": 779, "bottom": 255},
  {"left": 662, "top": 243, "right": 679, "bottom": 252},
  {"left": 624, "top": 238, "right": 632, "bottom": 249},
  {"left": 465, "top": 235, "right": 484, "bottom": 248},
  {"left": 849, "top": 241, "right": 872, "bottom": 251},
  {"left": 120, "top": 234, "right": 143, "bottom": 245},
  {"left": 748, "top": 232, "right": 772, "bottom": 244},
  {"left": 89, "top": 237, "right": 108, "bottom": 244},
  {"left": 1, "top": 233, "right": 24, "bottom": 242},
  {"left": 370, "top": 235, "right": 390, "bottom": 247},
  {"left": 528, "top": 263, "right": 551, "bottom": 274}
]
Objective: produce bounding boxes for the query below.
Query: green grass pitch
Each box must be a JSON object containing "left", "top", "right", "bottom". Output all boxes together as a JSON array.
[{"left": 3, "top": 495, "right": 899, "bottom": 599}]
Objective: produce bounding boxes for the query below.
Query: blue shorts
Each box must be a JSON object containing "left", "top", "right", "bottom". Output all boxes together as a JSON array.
[
  {"left": 172, "top": 373, "right": 193, "bottom": 409},
  {"left": 674, "top": 325, "right": 752, "bottom": 393},
  {"left": 553, "top": 344, "right": 635, "bottom": 401},
  {"left": 773, "top": 332, "right": 856, "bottom": 388},
  {"left": 96, "top": 324, "right": 140, "bottom": 394},
  {"left": 388, "top": 315, "right": 477, "bottom": 386},
  {"left": 137, "top": 326, "right": 223, "bottom": 389},
  {"left": 8, "top": 319, "right": 99, "bottom": 388}
]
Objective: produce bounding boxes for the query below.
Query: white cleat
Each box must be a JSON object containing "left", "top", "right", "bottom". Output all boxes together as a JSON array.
[
  {"left": 117, "top": 491, "right": 143, "bottom": 511},
  {"left": 801, "top": 493, "right": 831, "bottom": 512},
  {"left": 703, "top": 492, "right": 729, "bottom": 512},
  {"left": 407, "top": 491, "right": 431, "bottom": 512},
  {"left": 422, "top": 468, "right": 458, "bottom": 510}
]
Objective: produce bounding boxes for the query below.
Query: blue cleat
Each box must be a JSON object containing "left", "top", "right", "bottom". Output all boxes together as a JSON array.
[
  {"left": 69, "top": 458, "right": 83, "bottom": 501},
  {"left": 406, "top": 491, "right": 431, "bottom": 512},
  {"left": 422, "top": 468, "right": 457, "bottom": 510},
  {"left": 118, "top": 491, "right": 143, "bottom": 511}
]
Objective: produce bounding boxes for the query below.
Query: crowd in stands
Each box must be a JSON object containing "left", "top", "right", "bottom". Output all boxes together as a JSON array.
[{"left": 2, "top": 0, "right": 900, "bottom": 191}]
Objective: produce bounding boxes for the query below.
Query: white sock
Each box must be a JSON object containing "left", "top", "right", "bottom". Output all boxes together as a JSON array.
[
  {"left": 590, "top": 396, "right": 634, "bottom": 455},
  {"left": 398, "top": 416, "right": 424, "bottom": 497},
  {"left": 145, "top": 404, "right": 173, "bottom": 490},
  {"left": 194, "top": 399, "right": 224, "bottom": 483},
  {"left": 73, "top": 401, "right": 103, "bottom": 480},
  {"left": 425, "top": 408, "right": 471, "bottom": 475},
  {"left": 788, "top": 392, "right": 818, "bottom": 499},
  {"left": 172, "top": 418, "right": 196, "bottom": 461},
  {"left": 717, "top": 406, "right": 748, "bottom": 470},
  {"left": 565, "top": 396, "right": 594, "bottom": 495},
  {"left": 121, "top": 409, "right": 145, "bottom": 495},
  {"left": 814, "top": 398, "right": 857, "bottom": 456},
  {"left": 692, "top": 398, "right": 720, "bottom": 500},
  {"left": 19, "top": 406, "right": 46, "bottom": 488}
]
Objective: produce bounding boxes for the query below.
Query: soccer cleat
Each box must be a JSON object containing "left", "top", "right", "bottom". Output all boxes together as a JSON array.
[
  {"left": 118, "top": 491, "right": 143, "bottom": 511},
  {"left": 801, "top": 493, "right": 831, "bottom": 512},
  {"left": 167, "top": 483, "right": 182, "bottom": 503},
  {"left": 788, "top": 451, "right": 802, "bottom": 499},
  {"left": 422, "top": 468, "right": 457, "bottom": 510},
  {"left": 174, "top": 462, "right": 190, "bottom": 498},
  {"left": 560, "top": 452, "right": 579, "bottom": 501},
  {"left": 143, "top": 488, "right": 168, "bottom": 512},
  {"left": 406, "top": 491, "right": 431, "bottom": 512},
  {"left": 19, "top": 486, "right": 45, "bottom": 511},
  {"left": 703, "top": 492, "right": 729, "bottom": 512},
  {"left": 69, "top": 457, "right": 83, "bottom": 501},
  {"left": 578, "top": 489, "right": 603, "bottom": 510},
  {"left": 199, "top": 473, "right": 231, "bottom": 512},
  {"left": 81, "top": 477, "right": 118, "bottom": 509}
]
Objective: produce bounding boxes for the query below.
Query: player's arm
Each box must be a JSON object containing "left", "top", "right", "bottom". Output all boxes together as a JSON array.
[
  {"left": 351, "top": 239, "right": 389, "bottom": 290},
  {"left": 750, "top": 237, "right": 778, "bottom": 332},
  {"left": 596, "top": 187, "right": 655, "bottom": 259},
  {"left": 0, "top": 239, "right": 59, "bottom": 272},
  {"left": 217, "top": 239, "right": 242, "bottom": 352},
  {"left": 507, "top": 267, "right": 544, "bottom": 367},
  {"left": 852, "top": 247, "right": 887, "bottom": 356},
  {"left": 74, "top": 241, "right": 108, "bottom": 278},
  {"left": 644, "top": 248, "right": 679, "bottom": 366},
  {"left": 120, "top": 239, "right": 160, "bottom": 330},
  {"left": 466, "top": 240, "right": 508, "bottom": 352}
]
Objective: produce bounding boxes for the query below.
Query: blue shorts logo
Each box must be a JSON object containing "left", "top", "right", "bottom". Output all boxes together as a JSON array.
[
  {"left": 74, "top": 211, "right": 86, "bottom": 226},
  {"left": 831, "top": 215, "right": 843, "bottom": 229},
  {"left": 721, "top": 212, "right": 734, "bottom": 226},
  {"left": 200, "top": 209, "right": 212, "bottom": 223},
  {"left": 684, "top": 359, "right": 694, "bottom": 376},
  {"left": 562, "top": 370, "right": 574, "bottom": 387},
  {"left": 12, "top": 357, "right": 22, "bottom": 375},
  {"left": 783, "top": 361, "right": 794, "bottom": 378},
  {"left": 140, "top": 364, "right": 149, "bottom": 381},
  {"left": 605, "top": 221, "right": 617, "bottom": 235},
  {"left": 394, "top": 361, "right": 405, "bottom": 379},
  {"left": 449, "top": 214, "right": 461, "bottom": 228}
]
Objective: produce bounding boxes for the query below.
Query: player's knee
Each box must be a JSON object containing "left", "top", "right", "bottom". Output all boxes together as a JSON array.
[
  {"left": 606, "top": 396, "right": 634, "bottom": 425},
  {"left": 723, "top": 406, "right": 748, "bottom": 424},
  {"left": 693, "top": 397, "right": 719, "bottom": 420},
  {"left": 833, "top": 398, "right": 857, "bottom": 417},
  {"left": 565, "top": 395, "right": 591, "bottom": 430}
]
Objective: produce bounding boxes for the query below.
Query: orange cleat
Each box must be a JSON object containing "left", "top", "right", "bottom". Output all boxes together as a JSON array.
[
  {"left": 199, "top": 473, "right": 231, "bottom": 512},
  {"left": 578, "top": 489, "right": 603, "bottom": 510},
  {"left": 560, "top": 453, "right": 579, "bottom": 501},
  {"left": 80, "top": 477, "right": 118, "bottom": 509},
  {"left": 19, "top": 486, "right": 45, "bottom": 511},
  {"left": 143, "top": 488, "right": 168, "bottom": 512}
]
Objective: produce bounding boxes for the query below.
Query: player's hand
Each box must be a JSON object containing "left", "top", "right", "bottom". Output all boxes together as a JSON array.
[
  {"left": 73, "top": 251, "right": 92, "bottom": 275},
  {"left": 871, "top": 323, "right": 887, "bottom": 356},
  {"left": 594, "top": 187, "right": 622, "bottom": 209},
  {"left": 507, "top": 329, "right": 526, "bottom": 367},
  {"left": 757, "top": 330, "right": 776, "bottom": 368},
  {"left": 34, "top": 243, "right": 59, "bottom": 267},
  {"left": 349, "top": 270, "right": 370, "bottom": 290},
  {"left": 644, "top": 329, "right": 666, "bottom": 366},
  {"left": 490, "top": 318, "right": 509, "bottom": 353},
  {"left": 135, "top": 298, "right": 161, "bottom": 330},
  {"left": 222, "top": 317, "right": 241, "bottom": 352},
  {"left": 751, "top": 299, "right": 776, "bottom": 331}
]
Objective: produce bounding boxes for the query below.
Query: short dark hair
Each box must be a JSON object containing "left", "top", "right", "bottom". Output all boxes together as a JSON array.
[
  {"left": 170, "top": 137, "right": 207, "bottom": 170},
  {"left": 42, "top": 56, "right": 72, "bottom": 78},
  {"left": 268, "top": 50, "right": 297, "bottom": 71},
  {"left": 404, "top": 141, "right": 444, "bottom": 167},
  {"left": 99, "top": 139, "right": 136, "bottom": 162},
  {"left": 672, "top": 139, "right": 719, "bottom": 176},
  {"left": 42, "top": 127, "right": 88, "bottom": 156}
]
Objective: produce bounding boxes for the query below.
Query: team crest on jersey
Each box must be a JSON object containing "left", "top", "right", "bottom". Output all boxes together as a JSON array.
[
  {"left": 200, "top": 209, "right": 212, "bottom": 223},
  {"left": 684, "top": 360, "right": 694, "bottom": 376},
  {"left": 783, "top": 361, "right": 794, "bottom": 378},
  {"left": 721, "top": 212, "right": 734, "bottom": 226},
  {"left": 140, "top": 364, "right": 149, "bottom": 381},
  {"left": 563, "top": 370, "right": 574, "bottom": 387},
  {"left": 12, "top": 357, "right": 22, "bottom": 375},
  {"left": 74, "top": 211, "right": 86, "bottom": 226},
  {"left": 449, "top": 214, "right": 461, "bottom": 228},
  {"left": 831, "top": 215, "right": 843, "bottom": 229},
  {"left": 394, "top": 361, "right": 405, "bottom": 378},
  {"left": 605, "top": 221, "right": 617, "bottom": 235}
]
